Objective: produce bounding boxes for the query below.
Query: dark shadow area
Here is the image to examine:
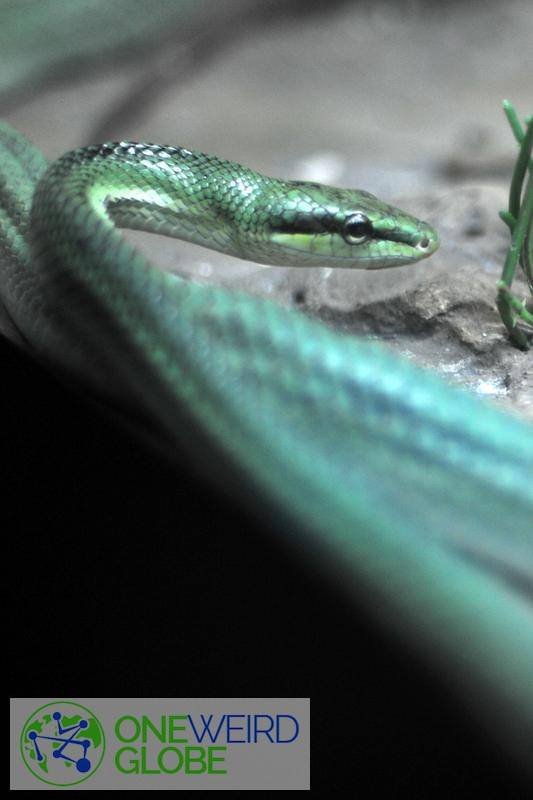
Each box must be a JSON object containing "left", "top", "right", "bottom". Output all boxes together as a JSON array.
[{"left": 5, "top": 333, "right": 531, "bottom": 792}]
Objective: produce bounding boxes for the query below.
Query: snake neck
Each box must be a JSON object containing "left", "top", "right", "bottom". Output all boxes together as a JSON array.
[{"left": 33, "top": 142, "right": 263, "bottom": 262}]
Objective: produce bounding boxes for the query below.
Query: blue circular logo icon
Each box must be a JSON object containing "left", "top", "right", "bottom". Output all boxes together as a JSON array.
[{"left": 20, "top": 701, "right": 105, "bottom": 786}]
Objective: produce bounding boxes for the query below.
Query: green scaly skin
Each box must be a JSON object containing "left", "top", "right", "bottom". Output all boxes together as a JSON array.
[{"left": 1, "top": 123, "right": 533, "bottom": 770}]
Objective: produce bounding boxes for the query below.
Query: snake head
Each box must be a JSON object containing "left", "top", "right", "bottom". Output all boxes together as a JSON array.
[{"left": 247, "top": 181, "right": 439, "bottom": 269}]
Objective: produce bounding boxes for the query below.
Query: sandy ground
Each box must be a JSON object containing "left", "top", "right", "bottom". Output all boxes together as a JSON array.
[{"left": 2, "top": 0, "right": 532, "bottom": 416}]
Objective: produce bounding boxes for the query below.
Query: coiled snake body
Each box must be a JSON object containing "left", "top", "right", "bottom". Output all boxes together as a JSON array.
[{"left": 1, "top": 123, "right": 532, "bottom": 768}]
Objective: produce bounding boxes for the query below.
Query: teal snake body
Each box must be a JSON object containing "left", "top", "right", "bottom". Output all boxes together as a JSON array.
[{"left": 1, "top": 123, "right": 533, "bottom": 767}]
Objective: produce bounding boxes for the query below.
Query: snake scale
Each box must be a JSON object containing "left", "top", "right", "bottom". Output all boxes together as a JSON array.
[{"left": 1, "top": 122, "right": 532, "bottom": 768}]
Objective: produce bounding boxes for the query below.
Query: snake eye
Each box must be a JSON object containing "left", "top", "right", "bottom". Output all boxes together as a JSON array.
[{"left": 343, "top": 213, "right": 372, "bottom": 244}]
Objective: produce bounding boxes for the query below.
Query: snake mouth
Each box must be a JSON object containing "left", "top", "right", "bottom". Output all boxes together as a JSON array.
[
  {"left": 397, "top": 231, "right": 440, "bottom": 261},
  {"left": 269, "top": 228, "right": 439, "bottom": 268}
]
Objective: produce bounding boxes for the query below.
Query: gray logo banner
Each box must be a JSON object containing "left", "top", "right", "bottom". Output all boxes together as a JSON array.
[{"left": 10, "top": 698, "right": 310, "bottom": 790}]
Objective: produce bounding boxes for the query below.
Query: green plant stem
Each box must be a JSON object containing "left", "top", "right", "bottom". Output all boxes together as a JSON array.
[
  {"left": 497, "top": 102, "right": 532, "bottom": 348},
  {"left": 500, "top": 172, "right": 532, "bottom": 288},
  {"left": 506, "top": 115, "right": 532, "bottom": 224}
]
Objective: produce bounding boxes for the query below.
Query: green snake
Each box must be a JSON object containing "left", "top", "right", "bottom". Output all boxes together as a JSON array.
[{"left": 1, "top": 123, "right": 533, "bottom": 768}]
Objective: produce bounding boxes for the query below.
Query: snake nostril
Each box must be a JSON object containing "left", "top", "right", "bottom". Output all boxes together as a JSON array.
[{"left": 419, "top": 236, "right": 430, "bottom": 249}]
